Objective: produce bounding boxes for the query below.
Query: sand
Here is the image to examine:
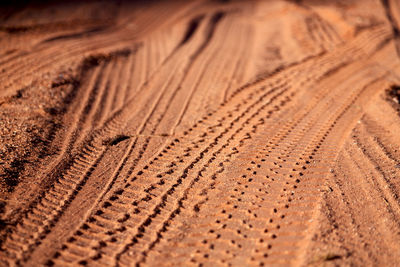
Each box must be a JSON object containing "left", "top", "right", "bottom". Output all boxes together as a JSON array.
[{"left": 1, "top": 0, "right": 400, "bottom": 266}]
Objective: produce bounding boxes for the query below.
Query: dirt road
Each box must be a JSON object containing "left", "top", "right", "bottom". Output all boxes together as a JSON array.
[{"left": 1, "top": 0, "right": 400, "bottom": 266}]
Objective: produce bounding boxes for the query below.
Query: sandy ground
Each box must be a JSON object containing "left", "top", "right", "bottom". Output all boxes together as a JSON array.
[{"left": 1, "top": 0, "right": 400, "bottom": 266}]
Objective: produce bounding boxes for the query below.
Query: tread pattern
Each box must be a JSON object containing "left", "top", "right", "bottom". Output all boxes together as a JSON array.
[{"left": 1, "top": 1, "right": 400, "bottom": 266}]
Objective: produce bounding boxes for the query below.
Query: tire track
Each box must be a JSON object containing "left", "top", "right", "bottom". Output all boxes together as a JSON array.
[
  {"left": 43, "top": 25, "right": 390, "bottom": 266},
  {"left": 0, "top": 0, "right": 203, "bottom": 100},
  {"left": 0, "top": 55, "right": 128, "bottom": 265},
  {"left": 352, "top": 122, "right": 400, "bottom": 216},
  {"left": 142, "top": 38, "right": 397, "bottom": 265},
  {"left": 1, "top": 12, "right": 206, "bottom": 258},
  {"left": 142, "top": 60, "right": 390, "bottom": 267},
  {"left": 0, "top": 2, "right": 397, "bottom": 266},
  {"left": 1, "top": 10, "right": 229, "bottom": 265}
]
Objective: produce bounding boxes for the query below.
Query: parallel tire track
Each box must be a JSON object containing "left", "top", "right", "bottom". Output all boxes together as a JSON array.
[
  {"left": 45, "top": 27, "right": 392, "bottom": 266},
  {"left": 1, "top": 2, "right": 399, "bottom": 266}
]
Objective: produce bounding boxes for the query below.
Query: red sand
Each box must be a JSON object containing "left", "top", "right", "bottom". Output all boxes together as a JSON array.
[{"left": 1, "top": 0, "right": 400, "bottom": 266}]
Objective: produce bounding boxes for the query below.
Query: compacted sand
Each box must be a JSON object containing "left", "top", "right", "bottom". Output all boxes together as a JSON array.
[{"left": 1, "top": 0, "right": 400, "bottom": 266}]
